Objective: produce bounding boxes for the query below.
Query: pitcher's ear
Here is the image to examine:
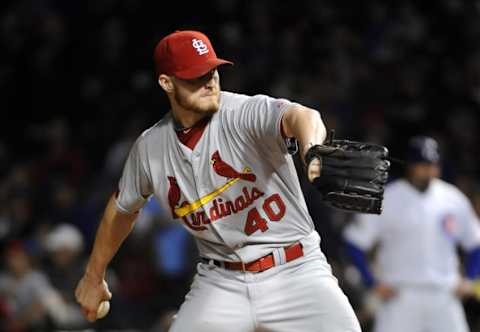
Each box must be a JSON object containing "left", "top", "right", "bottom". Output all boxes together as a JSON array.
[{"left": 158, "top": 74, "right": 174, "bottom": 93}]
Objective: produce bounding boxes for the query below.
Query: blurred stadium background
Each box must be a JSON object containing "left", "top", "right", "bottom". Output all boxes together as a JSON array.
[{"left": 1, "top": 0, "right": 480, "bottom": 331}]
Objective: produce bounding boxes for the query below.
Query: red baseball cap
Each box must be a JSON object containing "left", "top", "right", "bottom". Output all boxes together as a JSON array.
[{"left": 154, "top": 30, "right": 233, "bottom": 80}]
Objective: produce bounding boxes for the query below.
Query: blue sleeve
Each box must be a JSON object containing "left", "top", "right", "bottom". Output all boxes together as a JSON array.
[
  {"left": 345, "top": 241, "right": 376, "bottom": 288},
  {"left": 466, "top": 246, "right": 480, "bottom": 279}
]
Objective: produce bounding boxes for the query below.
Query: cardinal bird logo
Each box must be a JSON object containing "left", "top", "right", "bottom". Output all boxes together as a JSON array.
[
  {"left": 167, "top": 176, "right": 181, "bottom": 218},
  {"left": 166, "top": 152, "right": 257, "bottom": 220},
  {"left": 210, "top": 151, "right": 256, "bottom": 182}
]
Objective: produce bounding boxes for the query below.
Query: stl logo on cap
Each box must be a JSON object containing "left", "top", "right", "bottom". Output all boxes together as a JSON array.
[
  {"left": 192, "top": 38, "right": 209, "bottom": 55},
  {"left": 154, "top": 30, "right": 233, "bottom": 79}
]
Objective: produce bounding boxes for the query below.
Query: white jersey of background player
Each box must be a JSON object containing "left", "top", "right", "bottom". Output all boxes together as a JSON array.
[
  {"left": 343, "top": 136, "right": 480, "bottom": 332},
  {"left": 75, "top": 30, "right": 362, "bottom": 331}
]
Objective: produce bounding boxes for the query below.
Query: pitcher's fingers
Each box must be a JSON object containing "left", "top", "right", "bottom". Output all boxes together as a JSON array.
[
  {"left": 86, "top": 309, "right": 98, "bottom": 322},
  {"left": 102, "top": 280, "right": 112, "bottom": 300},
  {"left": 81, "top": 307, "right": 89, "bottom": 319},
  {"left": 75, "top": 287, "right": 83, "bottom": 302},
  {"left": 102, "top": 288, "right": 112, "bottom": 301}
]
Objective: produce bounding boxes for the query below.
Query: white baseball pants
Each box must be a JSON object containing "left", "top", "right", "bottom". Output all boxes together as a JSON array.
[
  {"left": 169, "top": 244, "right": 361, "bottom": 332},
  {"left": 374, "top": 286, "right": 469, "bottom": 332}
]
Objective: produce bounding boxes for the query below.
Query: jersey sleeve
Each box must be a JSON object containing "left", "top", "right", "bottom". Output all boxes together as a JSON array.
[
  {"left": 240, "top": 94, "right": 300, "bottom": 152},
  {"left": 343, "top": 213, "right": 382, "bottom": 251},
  {"left": 456, "top": 192, "right": 480, "bottom": 250},
  {"left": 115, "top": 136, "right": 153, "bottom": 213}
]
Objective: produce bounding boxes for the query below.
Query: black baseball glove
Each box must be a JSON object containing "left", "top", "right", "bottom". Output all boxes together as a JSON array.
[{"left": 304, "top": 137, "right": 390, "bottom": 214}]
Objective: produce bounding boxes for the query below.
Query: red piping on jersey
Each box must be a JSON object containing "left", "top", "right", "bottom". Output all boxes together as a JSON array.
[{"left": 175, "top": 118, "right": 209, "bottom": 150}]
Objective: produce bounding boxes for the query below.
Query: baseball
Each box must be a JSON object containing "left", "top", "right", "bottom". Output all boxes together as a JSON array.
[{"left": 96, "top": 300, "right": 110, "bottom": 319}]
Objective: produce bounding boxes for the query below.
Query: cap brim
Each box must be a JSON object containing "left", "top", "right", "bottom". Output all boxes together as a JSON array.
[{"left": 174, "top": 58, "right": 233, "bottom": 80}]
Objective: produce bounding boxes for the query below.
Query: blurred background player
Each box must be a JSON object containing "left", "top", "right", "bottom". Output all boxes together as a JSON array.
[{"left": 343, "top": 136, "right": 480, "bottom": 332}]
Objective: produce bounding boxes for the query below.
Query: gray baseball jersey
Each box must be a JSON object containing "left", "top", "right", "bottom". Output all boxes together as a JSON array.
[{"left": 116, "top": 91, "right": 318, "bottom": 263}]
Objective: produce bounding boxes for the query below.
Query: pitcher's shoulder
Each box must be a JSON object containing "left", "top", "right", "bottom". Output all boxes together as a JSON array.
[
  {"left": 132, "top": 113, "right": 172, "bottom": 151},
  {"left": 219, "top": 91, "right": 252, "bottom": 111},
  {"left": 219, "top": 91, "right": 284, "bottom": 114}
]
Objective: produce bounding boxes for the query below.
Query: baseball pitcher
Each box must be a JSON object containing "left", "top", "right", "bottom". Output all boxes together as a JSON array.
[{"left": 75, "top": 30, "right": 389, "bottom": 331}]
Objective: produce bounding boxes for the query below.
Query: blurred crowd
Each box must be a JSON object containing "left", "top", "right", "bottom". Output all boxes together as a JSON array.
[{"left": 2, "top": 0, "right": 480, "bottom": 331}]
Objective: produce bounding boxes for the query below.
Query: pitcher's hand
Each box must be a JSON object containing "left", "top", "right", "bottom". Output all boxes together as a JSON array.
[{"left": 75, "top": 273, "right": 112, "bottom": 322}]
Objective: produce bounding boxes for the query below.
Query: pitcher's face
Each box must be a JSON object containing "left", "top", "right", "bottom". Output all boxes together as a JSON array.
[{"left": 172, "top": 69, "right": 221, "bottom": 115}]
